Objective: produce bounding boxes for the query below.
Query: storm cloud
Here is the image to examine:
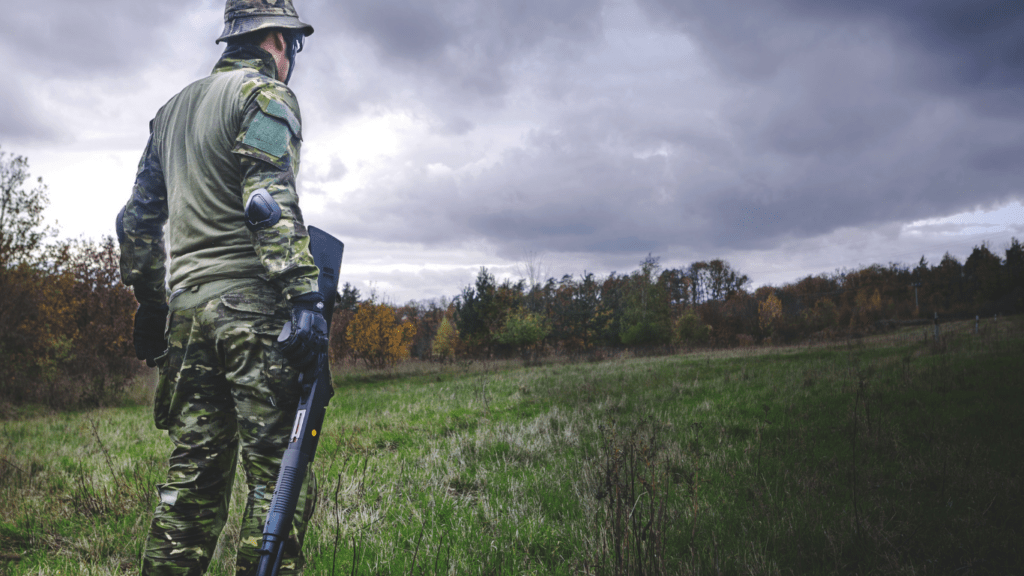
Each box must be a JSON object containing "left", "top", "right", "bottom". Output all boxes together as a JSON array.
[
  {"left": 4, "top": 0, "right": 1022, "bottom": 301},
  {"left": 302, "top": 0, "right": 1024, "bottom": 259}
]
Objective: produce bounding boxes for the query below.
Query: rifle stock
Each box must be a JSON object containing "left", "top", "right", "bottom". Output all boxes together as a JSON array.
[{"left": 257, "top": 226, "right": 344, "bottom": 576}]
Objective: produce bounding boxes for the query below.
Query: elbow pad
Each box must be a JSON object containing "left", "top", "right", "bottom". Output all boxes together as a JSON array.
[{"left": 244, "top": 188, "right": 282, "bottom": 231}]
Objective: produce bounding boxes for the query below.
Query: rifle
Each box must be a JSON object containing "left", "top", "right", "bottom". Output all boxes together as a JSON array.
[{"left": 256, "top": 226, "right": 344, "bottom": 576}]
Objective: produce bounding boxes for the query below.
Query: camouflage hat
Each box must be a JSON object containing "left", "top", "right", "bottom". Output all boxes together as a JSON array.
[{"left": 216, "top": 0, "right": 314, "bottom": 44}]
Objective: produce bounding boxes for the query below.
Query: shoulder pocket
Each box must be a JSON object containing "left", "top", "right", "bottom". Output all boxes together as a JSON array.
[
  {"left": 242, "top": 111, "right": 291, "bottom": 159},
  {"left": 257, "top": 93, "right": 301, "bottom": 139},
  {"left": 235, "top": 90, "right": 302, "bottom": 169}
]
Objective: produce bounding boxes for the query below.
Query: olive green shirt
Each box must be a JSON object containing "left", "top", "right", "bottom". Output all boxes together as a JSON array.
[{"left": 118, "top": 46, "right": 318, "bottom": 305}]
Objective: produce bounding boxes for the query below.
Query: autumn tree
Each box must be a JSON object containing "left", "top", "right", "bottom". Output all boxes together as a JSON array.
[
  {"left": 0, "top": 234, "right": 136, "bottom": 405},
  {"left": 432, "top": 316, "right": 459, "bottom": 362},
  {"left": 1, "top": 146, "right": 54, "bottom": 366},
  {"left": 802, "top": 299, "right": 839, "bottom": 334},
  {"left": 1, "top": 147, "right": 58, "bottom": 402},
  {"left": 758, "top": 292, "right": 782, "bottom": 339},
  {"left": 395, "top": 299, "right": 451, "bottom": 360},
  {"left": 345, "top": 300, "right": 416, "bottom": 369},
  {"left": 47, "top": 236, "right": 137, "bottom": 404}
]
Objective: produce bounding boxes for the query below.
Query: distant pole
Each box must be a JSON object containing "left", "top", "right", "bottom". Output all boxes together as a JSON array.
[
  {"left": 933, "top": 312, "right": 940, "bottom": 343},
  {"left": 975, "top": 315, "right": 979, "bottom": 334},
  {"left": 912, "top": 281, "right": 922, "bottom": 315}
]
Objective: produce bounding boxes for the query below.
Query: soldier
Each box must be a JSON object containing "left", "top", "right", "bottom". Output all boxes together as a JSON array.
[{"left": 115, "top": 1, "right": 326, "bottom": 574}]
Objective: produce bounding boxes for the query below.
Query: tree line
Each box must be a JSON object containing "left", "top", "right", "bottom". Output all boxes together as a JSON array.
[
  {"left": 3, "top": 145, "right": 1022, "bottom": 407},
  {"left": 335, "top": 240, "right": 1023, "bottom": 368}
]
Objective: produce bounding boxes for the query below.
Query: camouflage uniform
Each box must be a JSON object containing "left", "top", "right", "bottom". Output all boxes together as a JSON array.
[
  {"left": 144, "top": 281, "right": 316, "bottom": 575},
  {"left": 117, "top": 16, "right": 318, "bottom": 575}
]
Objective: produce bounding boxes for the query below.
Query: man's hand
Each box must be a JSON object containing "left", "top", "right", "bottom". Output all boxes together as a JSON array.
[
  {"left": 134, "top": 303, "right": 168, "bottom": 367},
  {"left": 277, "top": 293, "right": 328, "bottom": 371}
]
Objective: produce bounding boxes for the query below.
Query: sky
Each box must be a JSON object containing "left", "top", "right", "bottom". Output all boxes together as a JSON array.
[{"left": 3, "top": 0, "right": 1023, "bottom": 303}]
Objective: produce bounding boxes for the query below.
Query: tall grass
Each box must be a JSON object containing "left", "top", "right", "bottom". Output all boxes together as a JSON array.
[{"left": 1, "top": 317, "right": 1021, "bottom": 574}]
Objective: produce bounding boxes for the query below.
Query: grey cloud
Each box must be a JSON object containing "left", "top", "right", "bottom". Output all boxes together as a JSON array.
[
  {"left": 585, "top": 236, "right": 660, "bottom": 254},
  {"left": 304, "top": 0, "right": 604, "bottom": 98},
  {"left": 322, "top": 59, "right": 1024, "bottom": 262},
  {"left": 10, "top": 0, "right": 1023, "bottom": 300},
  {"left": 1, "top": 1, "right": 195, "bottom": 78},
  {"left": 635, "top": 0, "right": 1024, "bottom": 97},
  {"left": 969, "top": 136, "right": 1024, "bottom": 172},
  {"left": 353, "top": 266, "right": 481, "bottom": 305},
  {"left": 326, "top": 2, "right": 455, "bottom": 62},
  {"left": 871, "top": 1, "right": 1024, "bottom": 92},
  {"left": 324, "top": 156, "right": 349, "bottom": 182},
  {"left": 615, "top": 0, "right": 1024, "bottom": 237},
  {"left": 433, "top": 116, "right": 475, "bottom": 136},
  {"left": 0, "top": 86, "right": 61, "bottom": 144}
]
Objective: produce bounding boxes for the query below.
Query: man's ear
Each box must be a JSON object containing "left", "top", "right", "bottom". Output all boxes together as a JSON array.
[
  {"left": 270, "top": 30, "right": 287, "bottom": 53},
  {"left": 260, "top": 30, "right": 287, "bottom": 55}
]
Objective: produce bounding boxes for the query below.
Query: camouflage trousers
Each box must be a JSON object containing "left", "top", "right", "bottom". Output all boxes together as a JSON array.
[{"left": 142, "top": 279, "right": 316, "bottom": 576}]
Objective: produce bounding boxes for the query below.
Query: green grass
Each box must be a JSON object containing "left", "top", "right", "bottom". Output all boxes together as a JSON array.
[{"left": 2, "top": 318, "right": 1022, "bottom": 574}]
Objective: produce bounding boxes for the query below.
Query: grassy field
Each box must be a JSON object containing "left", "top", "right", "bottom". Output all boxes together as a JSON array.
[{"left": 2, "top": 318, "right": 1022, "bottom": 575}]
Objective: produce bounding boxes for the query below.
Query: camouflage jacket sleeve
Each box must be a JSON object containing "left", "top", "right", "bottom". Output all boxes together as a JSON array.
[
  {"left": 233, "top": 80, "right": 319, "bottom": 301},
  {"left": 117, "top": 132, "right": 168, "bottom": 306}
]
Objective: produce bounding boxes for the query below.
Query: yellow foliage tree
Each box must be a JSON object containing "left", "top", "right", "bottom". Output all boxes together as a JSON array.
[
  {"left": 758, "top": 293, "right": 782, "bottom": 336},
  {"left": 345, "top": 301, "right": 416, "bottom": 369},
  {"left": 432, "top": 316, "right": 459, "bottom": 362},
  {"left": 851, "top": 288, "right": 884, "bottom": 328}
]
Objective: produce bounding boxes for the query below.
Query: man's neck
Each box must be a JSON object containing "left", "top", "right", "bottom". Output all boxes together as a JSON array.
[{"left": 212, "top": 45, "right": 279, "bottom": 80}]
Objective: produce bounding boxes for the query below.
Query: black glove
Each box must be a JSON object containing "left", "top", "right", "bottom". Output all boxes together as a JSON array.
[
  {"left": 134, "top": 302, "right": 168, "bottom": 367},
  {"left": 277, "top": 293, "right": 328, "bottom": 371}
]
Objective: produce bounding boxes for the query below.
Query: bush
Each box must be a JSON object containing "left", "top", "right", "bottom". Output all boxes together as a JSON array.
[
  {"left": 620, "top": 320, "right": 673, "bottom": 348},
  {"left": 494, "top": 309, "right": 548, "bottom": 360},
  {"left": 0, "top": 237, "right": 137, "bottom": 408},
  {"left": 329, "top": 308, "right": 353, "bottom": 367},
  {"left": 675, "top": 310, "right": 711, "bottom": 348}
]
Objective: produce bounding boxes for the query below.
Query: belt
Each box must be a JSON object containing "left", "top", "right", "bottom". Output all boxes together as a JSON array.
[{"left": 168, "top": 277, "right": 268, "bottom": 312}]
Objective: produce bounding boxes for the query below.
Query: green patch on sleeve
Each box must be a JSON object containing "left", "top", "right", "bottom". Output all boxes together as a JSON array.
[
  {"left": 263, "top": 99, "right": 301, "bottom": 136},
  {"left": 242, "top": 111, "right": 290, "bottom": 159}
]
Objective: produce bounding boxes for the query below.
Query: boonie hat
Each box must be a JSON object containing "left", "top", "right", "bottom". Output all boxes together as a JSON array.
[{"left": 216, "top": 0, "right": 313, "bottom": 44}]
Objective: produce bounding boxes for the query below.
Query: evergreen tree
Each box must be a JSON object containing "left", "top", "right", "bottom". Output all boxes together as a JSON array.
[
  {"left": 620, "top": 255, "right": 673, "bottom": 347},
  {"left": 964, "top": 243, "right": 1003, "bottom": 307},
  {"left": 338, "top": 282, "right": 361, "bottom": 312},
  {"left": 1005, "top": 238, "right": 1024, "bottom": 311}
]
